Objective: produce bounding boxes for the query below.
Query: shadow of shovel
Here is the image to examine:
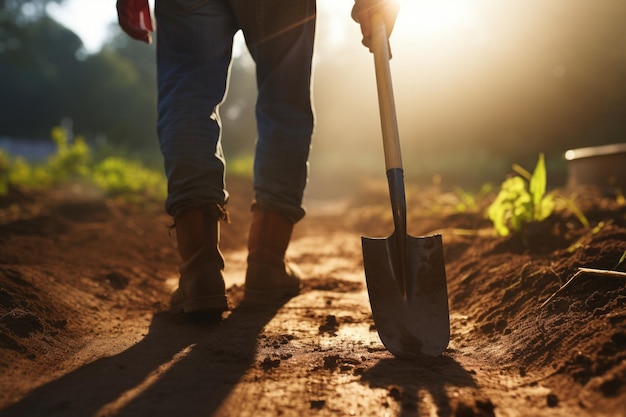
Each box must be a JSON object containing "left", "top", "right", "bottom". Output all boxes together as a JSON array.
[{"left": 361, "top": 13, "right": 450, "bottom": 359}]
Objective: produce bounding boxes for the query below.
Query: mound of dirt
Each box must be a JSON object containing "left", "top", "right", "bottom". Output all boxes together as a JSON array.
[{"left": 0, "top": 178, "right": 624, "bottom": 417}]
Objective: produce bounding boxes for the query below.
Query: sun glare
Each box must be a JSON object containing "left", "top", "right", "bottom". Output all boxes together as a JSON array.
[{"left": 396, "top": 0, "right": 478, "bottom": 39}]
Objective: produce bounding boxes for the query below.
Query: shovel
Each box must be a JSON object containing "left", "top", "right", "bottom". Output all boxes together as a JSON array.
[{"left": 361, "top": 13, "right": 450, "bottom": 358}]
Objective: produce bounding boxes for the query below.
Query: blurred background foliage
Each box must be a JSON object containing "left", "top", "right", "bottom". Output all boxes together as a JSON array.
[{"left": 1, "top": 0, "right": 625, "bottom": 195}]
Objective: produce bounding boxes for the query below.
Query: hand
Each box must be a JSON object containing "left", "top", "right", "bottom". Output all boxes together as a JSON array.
[
  {"left": 117, "top": 0, "right": 154, "bottom": 44},
  {"left": 351, "top": 0, "right": 400, "bottom": 52}
]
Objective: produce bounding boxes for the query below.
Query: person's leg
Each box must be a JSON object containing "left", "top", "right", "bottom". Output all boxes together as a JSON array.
[
  {"left": 155, "top": 0, "right": 239, "bottom": 314},
  {"left": 232, "top": 0, "right": 317, "bottom": 223},
  {"left": 231, "top": 0, "right": 317, "bottom": 302},
  {"left": 156, "top": 0, "right": 238, "bottom": 218}
]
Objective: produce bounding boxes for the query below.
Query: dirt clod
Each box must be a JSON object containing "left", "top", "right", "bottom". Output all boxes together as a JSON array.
[
  {"left": 547, "top": 392, "right": 559, "bottom": 407},
  {"left": 318, "top": 314, "right": 339, "bottom": 335},
  {"left": 310, "top": 400, "right": 325, "bottom": 409},
  {"left": 260, "top": 356, "right": 281, "bottom": 370},
  {"left": 1, "top": 310, "right": 43, "bottom": 338}
]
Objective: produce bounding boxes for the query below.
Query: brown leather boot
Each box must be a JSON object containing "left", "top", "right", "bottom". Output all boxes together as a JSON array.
[
  {"left": 244, "top": 207, "right": 302, "bottom": 303},
  {"left": 170, "top": 210, "right": 229, "bottom": 315}
]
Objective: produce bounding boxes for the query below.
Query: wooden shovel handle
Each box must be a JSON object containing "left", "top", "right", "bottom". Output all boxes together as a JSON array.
[{"left": 371, "top": 12, "right": 403, "bottom": 171}]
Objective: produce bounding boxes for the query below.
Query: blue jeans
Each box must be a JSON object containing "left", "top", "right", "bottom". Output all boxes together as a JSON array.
[{"left": 155, "top": 0, "right": 316, "bottom": 222}]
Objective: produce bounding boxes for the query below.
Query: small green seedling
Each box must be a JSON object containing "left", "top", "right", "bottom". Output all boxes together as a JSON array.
[
  {"left": 453, "top": 183, "right": 493, "bottom": 213},
  {"left": 555, "top": 193, "right": 589, "bottom": 229},
  {"left": 616, "top": 250, "right": 626, "bottom": 270},
  {"left": 487, "top": 153, "right": 555, "bottom": 236}
]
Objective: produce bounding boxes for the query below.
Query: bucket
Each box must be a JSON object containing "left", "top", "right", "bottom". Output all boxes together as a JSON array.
[{"left": 565, "top": 143, "right": 626, "bottom": 190}]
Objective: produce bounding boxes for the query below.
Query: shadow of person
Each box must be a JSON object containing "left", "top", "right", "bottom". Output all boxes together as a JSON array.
[
  {"left": 359, "top": 354, "right": 479, "bottom": 417},
  {"left": 0, "top": 300, "right": 283, "bottom": 417}
]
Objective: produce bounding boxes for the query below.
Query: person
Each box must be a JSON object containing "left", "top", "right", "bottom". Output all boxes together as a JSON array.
[{"left": 116, "top": 0, "right": 399, "bottom": 317}]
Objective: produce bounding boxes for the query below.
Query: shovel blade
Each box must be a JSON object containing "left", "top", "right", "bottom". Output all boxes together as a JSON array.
[{"left": 362, "top": 233, "right": 449, "bottom": 358}]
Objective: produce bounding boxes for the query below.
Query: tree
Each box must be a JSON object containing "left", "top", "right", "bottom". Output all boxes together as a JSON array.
[{"left": 0, "top": 13, "right": 83, "bottom": 137}]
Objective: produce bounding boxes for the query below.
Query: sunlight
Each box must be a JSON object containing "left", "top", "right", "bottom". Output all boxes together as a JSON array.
[{"left": 395, "top": 0, "right": 478, "bottom": 39}]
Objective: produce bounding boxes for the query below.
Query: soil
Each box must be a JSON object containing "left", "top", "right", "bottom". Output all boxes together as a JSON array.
[{"left": 0, "top": 176, "right": 625, "bottom": 417}]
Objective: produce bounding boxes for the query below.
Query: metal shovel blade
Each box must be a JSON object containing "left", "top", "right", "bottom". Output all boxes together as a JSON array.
[{"left": 362, "top": 231, "right": 449, "bottom": 358}]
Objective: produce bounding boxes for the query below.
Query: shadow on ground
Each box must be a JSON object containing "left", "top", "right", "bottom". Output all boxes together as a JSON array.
[
  {"left": 0, "top": 302, "right": 280, "bottom": 417},
  {"left": 360, "top": 356, "right": 479, "bottom": 416}
]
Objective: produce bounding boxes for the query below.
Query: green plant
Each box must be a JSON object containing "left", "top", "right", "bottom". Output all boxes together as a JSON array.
[
  {"left": 1, "top": 150, "right": 48, "bottom": 192},
  {"left": 554, "top": 193, "right": 589, "bottom": 229},
  {"left": 567, "top": 220, "right": 607, "bottom": 253},
  {"left": 47, "top": 126, "right": 91, "bottom": 181},
  {"left": 453, "top": 183, "right": 493, "bottom": 213},
  {"left": 8, "top": 156, "right": 52, "bottom": 188},
  {"left": 0, "top": 149, "right": 9, "bottom": 195},
  {"left": 617, "top": 188, "right": 625, "bottom": 206},
  {"left": 616, "top": 250, "right": 626, "bottom": 270},
  {"left": 2, "top": 127, "right": 91, "bottom": 191},
  {"left": 92, "top": 157, "right": 166, "bottom": 201},
  {"left": 227, "top": 155, "right": 254, "bottom": 177},
  {"left": 487, "top": 153, "right": 555, "bottom": 236},
  {"left": 1, "top": 126, "right": 167, "bottom": 203}
]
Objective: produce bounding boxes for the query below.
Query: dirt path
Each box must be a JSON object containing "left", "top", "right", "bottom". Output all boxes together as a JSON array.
[{"left": 0, "top": 180, "right": 625, "bottom": 417}]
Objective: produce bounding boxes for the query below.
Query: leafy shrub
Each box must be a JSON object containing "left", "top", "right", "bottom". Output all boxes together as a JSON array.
[
  {"left": 47, "top": 126, "right": 91, "bottom": 181},
  {"left": 2, "top": 126, "right": 91, "bottom": 191},
  {"left": 92, "top": 157, "right": 166, "bottom": 201},
  {"left": 8, "top": 157, "right": 51, "bottom": 188},
  {"left": 0, "top": 126, "right": 167, "bottom": 203}
]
